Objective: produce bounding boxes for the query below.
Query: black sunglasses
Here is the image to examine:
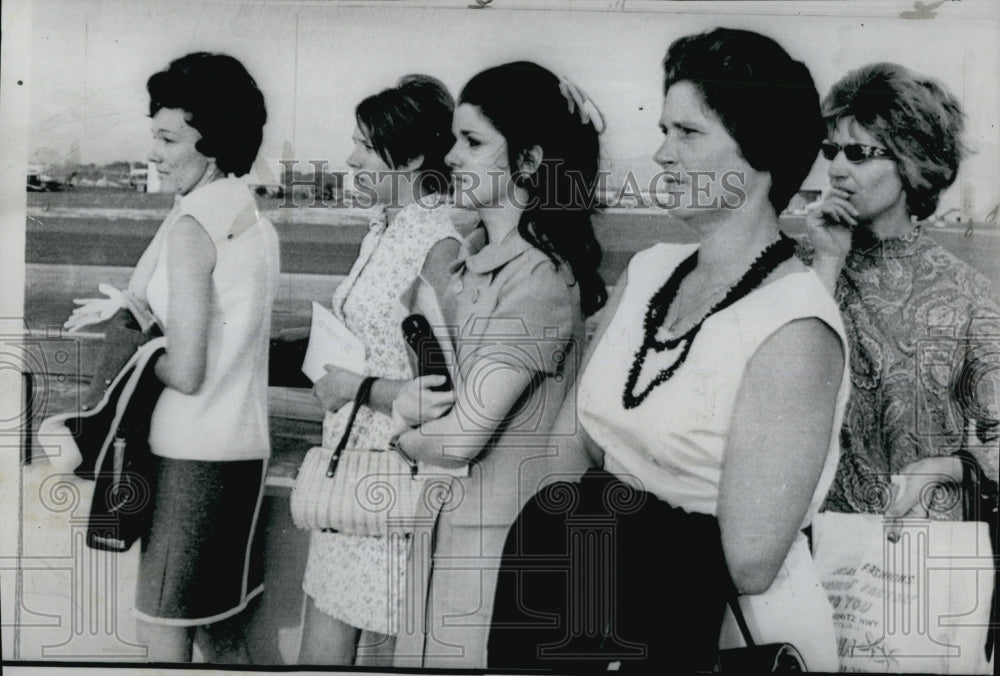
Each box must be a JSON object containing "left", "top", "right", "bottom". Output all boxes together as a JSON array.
[{"left": 820, "top": 141, "right": 894, "bottom": 163}]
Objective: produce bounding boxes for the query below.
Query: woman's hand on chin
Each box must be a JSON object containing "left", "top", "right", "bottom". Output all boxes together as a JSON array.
[{"left": 805, "top": 188, "right": 857, "bottom": 261}]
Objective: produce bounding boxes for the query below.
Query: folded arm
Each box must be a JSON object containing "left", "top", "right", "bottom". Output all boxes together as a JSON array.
[{"left": 397, "top": 259, "right": 575, "bottom": 469}]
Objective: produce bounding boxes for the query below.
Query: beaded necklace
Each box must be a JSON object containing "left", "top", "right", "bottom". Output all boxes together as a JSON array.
[{"left": 622, "top": 234, "right": 796, "bottom": 409}]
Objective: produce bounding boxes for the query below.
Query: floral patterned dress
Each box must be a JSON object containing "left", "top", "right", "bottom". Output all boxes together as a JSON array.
[
  {"left": 301, "top": 202, "right": 460, "bottom": 634},
  {"left": 821, "top": 229, "right": 1000, "bottom": 516}
]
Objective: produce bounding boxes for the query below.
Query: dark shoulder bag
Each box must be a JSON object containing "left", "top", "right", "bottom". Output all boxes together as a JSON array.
[{"left": 715, "top": 597, "right": 806, "bottom": 672}]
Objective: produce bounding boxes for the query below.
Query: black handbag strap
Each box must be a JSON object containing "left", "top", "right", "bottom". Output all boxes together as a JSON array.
[
  {"left": 727, "top": 597, "right": 756, "bottom": 649},
  {"left": 955, "top": 449, "right": 998, "bottom": 660},
  {"left": 325, "top": 376, "right": 377, "bottom": 477}
]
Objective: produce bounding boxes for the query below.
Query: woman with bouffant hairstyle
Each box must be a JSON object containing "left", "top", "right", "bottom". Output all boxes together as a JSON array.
[
  {"left": 816, "top": 62, "right": 966, "bottom": 221},
  {"left": 64, "top": 51, "right": 277, "bottom": 663},
  {"left": 354, "top": 74, "right": 456, "bottom": 198},
  {"left": 296, "top": 74, "right": 462, "bottom": 667},
  {"left": 490, "top": 29, "right": 848, "bottom": 672},
  {"left": 659, "top": 27, "right": 826, "bottom": 214},
  {"left": 806, "top": 63, "right": 998, "bottom": 545},
  {"left": 146, "top": 51, "right": 266, "bottom": 178}
]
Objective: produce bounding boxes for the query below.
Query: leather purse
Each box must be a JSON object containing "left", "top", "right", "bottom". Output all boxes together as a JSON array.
[
  {"left": 289, "top": 376, "right": 450, "bottom": 536},
  {"left": 715, "top": 597, "right": 806, "bottom": 672},
  {"left": 40, "top": 325, "right": 167, "bottom": 552}
]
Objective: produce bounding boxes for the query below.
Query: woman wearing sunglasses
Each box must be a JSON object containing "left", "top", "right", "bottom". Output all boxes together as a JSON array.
[{"left": 806, "top": 63, "right": 998, "bottom": 529}]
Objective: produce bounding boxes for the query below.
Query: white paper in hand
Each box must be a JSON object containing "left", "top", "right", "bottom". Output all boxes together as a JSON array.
[{"left": 302, "top": 302, "right": 366, "bottom": 382}]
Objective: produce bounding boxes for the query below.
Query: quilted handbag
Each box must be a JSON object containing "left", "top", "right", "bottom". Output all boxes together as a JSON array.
[{"left": 290, "top": 376, "right": 450, "bottom": 535}]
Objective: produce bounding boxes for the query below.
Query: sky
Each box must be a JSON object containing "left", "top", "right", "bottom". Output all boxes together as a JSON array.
[{"left": 13, "top": 0, "right": 1000, "bottom": 216}]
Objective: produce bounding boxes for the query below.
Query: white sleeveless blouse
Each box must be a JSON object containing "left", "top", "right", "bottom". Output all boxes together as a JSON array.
[
  {"left": 577, "top": 242, "right": 849, "bottom": 671},
  {"left": 146, "top": 177, "right": 279, "bottom": 461}
]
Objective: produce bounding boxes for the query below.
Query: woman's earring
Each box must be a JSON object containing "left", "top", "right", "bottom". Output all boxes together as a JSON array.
[{"left": 514, "top": 147, "right": 542, "bottom": 189}]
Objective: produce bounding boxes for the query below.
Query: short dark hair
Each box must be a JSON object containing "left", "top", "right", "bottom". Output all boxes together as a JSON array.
[
  {"left": 356, "top": 74, "right": 455, "bottom": 196},
  {"left": 662, "top": 28, "right": 824, "bottom": 212},
  {"left": 460, "top": 61, "right": 607, "bottom": 317},
  {"left": 147, "top": 52, "right": 266, "bottom": 177},
  {"left": 822, "top": 62, "right": 967, "bottom": 220}
]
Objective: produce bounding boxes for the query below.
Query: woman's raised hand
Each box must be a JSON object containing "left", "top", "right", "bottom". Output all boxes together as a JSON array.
[
  {"left": 312, "top": 365, "right": 364, "bottom": 413},
  {"left": 393, "top": 375, "right": 455, "bottom": 427},
  {"left": 63, "top": 283, "right": 127, "bottom": 332},
  {"left": 803, "top": 188, "right": 857, "bottom": 261}
]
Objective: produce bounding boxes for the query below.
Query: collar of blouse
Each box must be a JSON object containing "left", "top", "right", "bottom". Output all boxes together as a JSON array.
[
  {"left": 451, "top": 224, "right": 533, "bottom": 276},
  {"left": 847, "top": 224, "right": 925, "bottom": 266},
  {"left": 367, "top": 205, "right": 390, "bottom": 234}
]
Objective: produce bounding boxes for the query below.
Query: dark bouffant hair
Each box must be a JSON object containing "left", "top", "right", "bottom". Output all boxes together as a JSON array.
[
  {"left": 147, "top": 52, "right": 266, "bottom": 177},
  {"left": 460, "top": 61, "right": 607, "bottom": 317},
  {"left": 822, "top": 62, "right": 967, "bottom": 220},
  {"left": 662, "top": 28, "right": 824, "bottom": 213},
  {"left": 355, "top": 74, "right": 455, "bottom": 196}
]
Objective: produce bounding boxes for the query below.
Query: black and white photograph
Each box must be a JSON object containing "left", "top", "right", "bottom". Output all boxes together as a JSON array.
[{"left": 1, "top": 1, "right": 997, "bottom": 674}]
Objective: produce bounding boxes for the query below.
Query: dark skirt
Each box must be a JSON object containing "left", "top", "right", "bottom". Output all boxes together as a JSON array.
[
  {"left": 134, "top": 455, "right": 267, "bottom": 625},
  {"left": 488, "top": 468, "right": 735, "bottom": 673}
]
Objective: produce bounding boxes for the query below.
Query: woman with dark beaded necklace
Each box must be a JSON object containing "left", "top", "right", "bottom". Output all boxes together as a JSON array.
[{"left": 489, "top": 29, "right": 850, "bottom": 673}]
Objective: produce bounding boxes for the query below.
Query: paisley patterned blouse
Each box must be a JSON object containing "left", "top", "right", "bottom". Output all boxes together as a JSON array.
[{"left": 819, "top": 229, "right": 1000, "bottom": 516}]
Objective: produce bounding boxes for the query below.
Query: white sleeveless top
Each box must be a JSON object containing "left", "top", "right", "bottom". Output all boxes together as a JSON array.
[
  {"left": 146, "top": 177, "right": 279, "bottom": 461},
  {"left": 577, "top": 242, "right": 849, "bottom": 671}
]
